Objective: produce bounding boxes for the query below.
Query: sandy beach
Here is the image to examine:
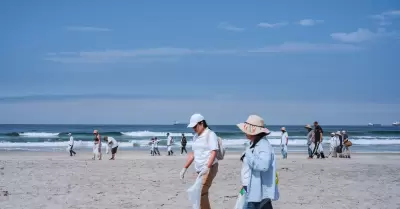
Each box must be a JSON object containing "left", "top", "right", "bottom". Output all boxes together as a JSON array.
[{"left": 1, "top": 151, "right": 399, "bottom": 209}]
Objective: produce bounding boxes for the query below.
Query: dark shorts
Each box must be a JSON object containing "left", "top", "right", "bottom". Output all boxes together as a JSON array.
[{"left": 111, "top": 146, "right": 118, "bottom": 154}]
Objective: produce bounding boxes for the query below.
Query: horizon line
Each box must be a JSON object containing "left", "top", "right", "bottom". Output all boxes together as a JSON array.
[{"left": 0, "top": 123, "right": 395, "bottom": 127}]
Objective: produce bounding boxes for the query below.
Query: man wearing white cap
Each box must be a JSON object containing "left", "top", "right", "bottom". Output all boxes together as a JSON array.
[
  {"left": 280, "top": 127, "right": 288, "bottom": 159},
  {"left": 68, "top": 133, "right": 76, "bottom": 157},
  {"left": 180, "top": 113, "right": 219, "bottom": 209}
]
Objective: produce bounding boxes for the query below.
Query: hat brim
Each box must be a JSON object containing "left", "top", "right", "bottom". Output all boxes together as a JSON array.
[
  {"left": 187, "top": 122, "right": 197, "bottom": 128},
  {"left": 237, "top": 123, "right": 270, "bottom": 135}
]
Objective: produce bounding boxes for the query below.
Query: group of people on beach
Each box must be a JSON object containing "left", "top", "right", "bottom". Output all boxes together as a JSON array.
[
  {"left": 148, "top": 133, "right": 188, "bottom": 156},
  {"left": 89, "top": 130, "right": 119, "bottom": 160},
  {"left": 328, "top": 130, "right": 352, "bottom": 158},
  {"left": 305, "top": 122, "right": 352, "bottom": 159}
]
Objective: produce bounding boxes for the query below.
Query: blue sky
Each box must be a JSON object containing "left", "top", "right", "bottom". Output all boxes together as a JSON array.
[{"left": 0, "top": 0, "right": 399, "bottom": 125}]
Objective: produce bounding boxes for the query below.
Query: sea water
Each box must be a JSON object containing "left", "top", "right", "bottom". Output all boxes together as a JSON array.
[{"left": 0, "top": 124, "right": 399, "bottom": 153}]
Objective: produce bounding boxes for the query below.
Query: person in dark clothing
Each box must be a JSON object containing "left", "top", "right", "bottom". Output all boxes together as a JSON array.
[
  {"left": 180, "top": 133, "right": 187, "bottom": 155},
  {"left": 312, "top": 121, "right": 325, "bottom": 159}
]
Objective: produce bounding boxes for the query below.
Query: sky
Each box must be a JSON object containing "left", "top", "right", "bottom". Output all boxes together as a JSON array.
[{"left": 0, "top": 0, "right": 399, "bottom": 125}]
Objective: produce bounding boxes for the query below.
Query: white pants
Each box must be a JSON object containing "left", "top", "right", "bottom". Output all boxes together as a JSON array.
[
  {"left": 309, "top": 142, "right": 324, "bottom": 154},
  {"left": 167, "top": 145, "right": 172, "bottom": 152}
]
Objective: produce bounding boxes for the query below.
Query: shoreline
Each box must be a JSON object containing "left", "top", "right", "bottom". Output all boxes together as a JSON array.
[{"left": 1, "top": 150, "right": 400, "bottom": 157}]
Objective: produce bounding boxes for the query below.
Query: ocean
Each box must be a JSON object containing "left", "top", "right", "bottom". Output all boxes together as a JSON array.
[{"left": 1, "top": 124, "right": 400, "bottom": 153}]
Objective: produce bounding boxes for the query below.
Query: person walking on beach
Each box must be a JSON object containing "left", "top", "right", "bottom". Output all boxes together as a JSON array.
[
  {"left": 280, "top": 127, "right": 288, "bottom": 159},
  {"left": 312, "top": 121, "right": 325, "bottom": 159},
  {"left": 68, "top": 133, "right": 76, "bottom": 156},
  {"left": 181, "top": 133, "right": 188, "bottom": 155},
  {"left": 237, "top": 115, "right": 278, "bottom": 209},
  {"left": 154, "top": 137, "right": 160, "bottom": 156},
  {"left": 167, "top": 133, "right": 174, "bottom": 156},
  {"left": 305, "top": 125, "right": 314, "bottom": 158},
  {"left": 328, "top": 132, "right": 338, "bottom": 158},
  {"left": 103, "top": 136, "right": 118, "bottom": 160},
  {"left": 180, "top": 113, "right": 219, "bottom": 209},
  {"left": 93, "top": 130, "right": 102, "bottom": 160}
]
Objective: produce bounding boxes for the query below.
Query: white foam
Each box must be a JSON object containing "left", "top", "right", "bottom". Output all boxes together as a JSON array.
[
  {"left": 19, "top": 132, "right": 60, "bottom": 137},
  {"left": 267, "top": 131, "right": 282, "bottom": 137},
  {"left": 121, "top": 131, "right": 193, "bottom": 137},
  {"left": 1, "top": 138, "right": 400, "bottom": 148}
]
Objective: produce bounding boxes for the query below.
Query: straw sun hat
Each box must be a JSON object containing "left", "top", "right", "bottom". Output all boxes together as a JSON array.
[{"left": 237, "top": 115, "right": 270, "bottom": 135}]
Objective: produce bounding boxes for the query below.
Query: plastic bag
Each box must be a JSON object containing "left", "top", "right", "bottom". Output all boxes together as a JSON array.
[
  {"left": 66, "top": 146, "right": 70, "bottom": 153},
  {"left": 105, "top": 144, "right": 110, "bottom": 154},
  {"left": 234, "top": 188, "right": 246, "bottom": 209},
  {"left": 187, "top": 175, "right": 203, "bottom": 209}
]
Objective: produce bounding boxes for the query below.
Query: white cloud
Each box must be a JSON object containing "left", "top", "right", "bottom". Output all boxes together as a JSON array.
[
  {"left": 45, "top": 43, "right": 360, "bottom": 64},
  {"left": 297, "top": 19, "right": 324, "bottom": 26},
  {"left": 257, "top": 22, "right": 288, "bottom": 28},
  {"left": 248, "top": 42, "right": 360, "bottom": 53},
  {"left": 217, "top": 22, "right": 244, "bottom": 32},
  {"left": 370, "top": 10, "right": 400, "bottom": 26},
  {"left": 65, "top": 26, "right": 111, "bottom": 32},
  {"left": 382, "top": 10, "right": 400, "bottom": 17},
  {"left": 330, "top": 28, "right": 396, "bottom": 43}
]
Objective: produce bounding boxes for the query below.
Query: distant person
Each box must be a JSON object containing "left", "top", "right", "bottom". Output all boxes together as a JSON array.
[
  {"left": 154, "top": 137, "right": 160, "bottom": 156},
  {"left": 337, "top": 131, "right": 344, "bottom": 158},
  {"left": 149, "top": 138, "right": 155, "bottom": 156},
  {"left": 103, "top": 136, "right": 118, "bottom": 160},
  {"left": 342, "top": 130, "right": 351, "bottom": 159},
  {"left": 167, "top": 133, "right": 174, "bottom": 156},
  {"left": 67, "top": 133, "right": 76, "bottom": 157},
  {"left": 93, "top": 130, "right": 102, "bottom": 160},
  {"left": 181, "top": 133, "right": 187, "bottom": 155},
  {"left": 305, "top": 124, "right": 314, "bottom": 158},
  {"left": 312, "top": 121, "right": 325, "bottom": 159},
  {"left": 280, "top": 127, "right": 288, "bottom": 159},
  {"left": 328, "top": 132, "right": 338, "bottom": 158}
]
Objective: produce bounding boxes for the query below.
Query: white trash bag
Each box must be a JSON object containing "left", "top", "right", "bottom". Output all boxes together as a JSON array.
[
  {"left": 66, "top": 146, "right": 70, "bottom": 153},
  {"left": 187, "top": 175, "right": 203, "bottom": 209},
  {"left": 234, "top": 188, "right": 246, "bottom": 209}
]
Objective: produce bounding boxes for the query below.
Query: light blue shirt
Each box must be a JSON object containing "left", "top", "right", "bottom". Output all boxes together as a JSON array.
[{"left": 244, "top": 138, "right": 279, "bottom": 203}]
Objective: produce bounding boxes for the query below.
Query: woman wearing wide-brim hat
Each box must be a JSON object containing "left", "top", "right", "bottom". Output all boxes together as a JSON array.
[{"left": 237, "top": 115, "right": 279, "bottom": 209}]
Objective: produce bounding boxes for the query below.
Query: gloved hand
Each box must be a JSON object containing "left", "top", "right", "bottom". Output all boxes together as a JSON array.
[
  {"left": 198, "top": 166, "right": 209, "bottom": 176},
  {"left": 179, "top": 168, "right": 187, "bottom": 179}
]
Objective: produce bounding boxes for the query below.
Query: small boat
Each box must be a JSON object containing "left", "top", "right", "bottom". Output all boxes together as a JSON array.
[
  {"left": 368, "top": 123, "right": 382, "bottom": 126},
  {"left": 393, "top": 121, "right": 400, "bottom": 126},
  {"left": 173, "top": 121, "right": 180, "bottom": 125}
]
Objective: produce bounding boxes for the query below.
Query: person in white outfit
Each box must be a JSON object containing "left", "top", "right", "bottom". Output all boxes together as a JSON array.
[
  {"left": 328, "top": 132, "right": 338, "bottom": 157},
  {"left": 68, "top": 133, "right": 76, "bottom": 156},
  {"left": 280, "top": 127, "right": 288, "bottom": 159},
  {"left": 154, "top": 137, "right": 160, "bottom": 156},
  {"left": 167, "top": 133, "right": 174, "bottom": 156}
]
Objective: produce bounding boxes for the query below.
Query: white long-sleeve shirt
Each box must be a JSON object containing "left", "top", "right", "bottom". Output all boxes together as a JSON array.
[{"left": 69, "top": 136, "right": 74, "bottom": 146}]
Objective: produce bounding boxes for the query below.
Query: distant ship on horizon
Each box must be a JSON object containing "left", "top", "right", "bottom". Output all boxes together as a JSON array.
[
  {"left": 368, "top": 123, "right": 382, "bottom": 126},
  {"left": 393, "top": 121, "right": 400, "bottom": 126},
  {"left": 173, "top": 121, "right": 180, "bottom": 125}
]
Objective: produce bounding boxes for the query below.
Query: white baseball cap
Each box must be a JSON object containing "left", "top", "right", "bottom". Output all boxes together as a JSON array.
[{"left": 187, "top": 113, "right": 205, "bottom": 128}]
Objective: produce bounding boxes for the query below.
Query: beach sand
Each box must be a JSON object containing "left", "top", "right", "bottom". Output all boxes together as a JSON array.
[{"left": 1, "top": 151, "right": 400, "bottom": 209}]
